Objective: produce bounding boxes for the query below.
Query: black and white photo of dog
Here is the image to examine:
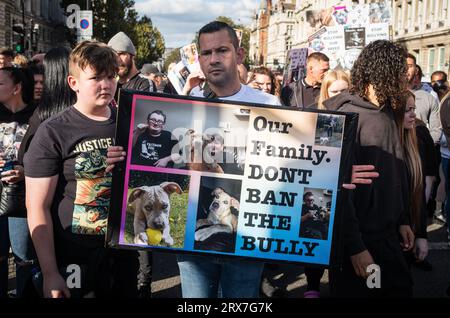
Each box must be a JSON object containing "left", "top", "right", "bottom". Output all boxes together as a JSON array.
[{"left": 194, "top": 177, "right": 242, "bottom": 253}]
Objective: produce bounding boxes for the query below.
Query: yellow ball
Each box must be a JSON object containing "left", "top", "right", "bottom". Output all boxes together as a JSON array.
[{"left": 146, "top": 228, "right": 162, "bottom": 245}]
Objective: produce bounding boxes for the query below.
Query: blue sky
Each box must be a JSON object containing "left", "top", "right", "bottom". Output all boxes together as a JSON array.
[{"left": 135, "top": 0, "right": 260, "bottom": 48}]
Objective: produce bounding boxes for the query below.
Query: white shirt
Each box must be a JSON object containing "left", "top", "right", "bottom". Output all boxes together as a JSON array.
[{"left": 190, "top": 84, "right": 281, "bottom": 106}]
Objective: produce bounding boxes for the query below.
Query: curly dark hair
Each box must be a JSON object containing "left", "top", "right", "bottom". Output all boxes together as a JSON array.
[{"left": 350, "top": 40, "right": 408, "bottom": 112}]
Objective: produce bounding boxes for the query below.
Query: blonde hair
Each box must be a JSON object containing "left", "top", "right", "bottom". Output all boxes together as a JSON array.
[
  {"left": 398, "top": 90, "right": 423, "bottom": 231},
  {"left": 13, "top": 54, "right": 29, "bottom": 68},
  {"left": 317, "top": 70, "right": 350, "bottom": 109},
  {"left": 69, "top": 41, "right": 118, "bottom": 78}
]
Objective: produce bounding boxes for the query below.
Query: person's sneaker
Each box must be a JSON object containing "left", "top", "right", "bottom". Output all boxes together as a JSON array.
[
  {"left": 303, "top": 290, "right": 320, "bottom": 298},
  {"left": 260, "top": 277, "right": 284, "bottom": 298},
  {"left": 412, "top": 259, "right": 433, "bottom": 271},
  {"left": 434, "top": 212, "right": 447, "bottom": 224}
]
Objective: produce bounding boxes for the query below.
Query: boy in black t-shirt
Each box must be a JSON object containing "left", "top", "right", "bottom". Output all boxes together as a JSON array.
[{"left": 24, "top": 41, "right": 138, "bottom": 298}]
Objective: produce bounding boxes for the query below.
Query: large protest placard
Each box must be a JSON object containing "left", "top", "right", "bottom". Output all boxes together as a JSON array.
[{"left": 106, "top": 90, "right": 358, "bottom": 266}]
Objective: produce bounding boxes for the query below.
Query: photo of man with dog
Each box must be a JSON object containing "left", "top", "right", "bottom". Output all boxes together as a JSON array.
[
  {"left": 194, "top": 176, "right": 242, "bottom": 253},
  {"left": 123, "top": 171, "right": 189, "bottom": 249},
  {"left": 131, "top": 110, "right": 179, "bottom": 168},
  {"left": 299, "top": 188, "right": 332, "bottom": 240},
  {"left": 130, "top": 98, "right": 249, "bottom": 175}
]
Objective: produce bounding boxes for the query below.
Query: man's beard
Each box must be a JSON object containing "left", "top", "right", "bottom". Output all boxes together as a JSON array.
[
  {"left": 118, "top": 60, "right": 133, "bottom": 77},
  {"left": 207, "top": 70, "right": 230, "bottom": 88}
]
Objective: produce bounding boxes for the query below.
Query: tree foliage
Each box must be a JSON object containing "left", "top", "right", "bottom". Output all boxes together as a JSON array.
[
  {"left": 60, "top": 1, "right": 165, "bottom": 64},
  {"left": 134, "top": 16, "right": 165, "bottom": 67},
  {"left": 163, "top": 48, "right": 181, "bottom": 73}
]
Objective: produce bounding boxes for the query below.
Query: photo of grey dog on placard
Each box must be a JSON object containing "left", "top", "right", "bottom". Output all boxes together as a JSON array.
[{"left": 127, "top": 182, "right": 182, "bottom": 246}]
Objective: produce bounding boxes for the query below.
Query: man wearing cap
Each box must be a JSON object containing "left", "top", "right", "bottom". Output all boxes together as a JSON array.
[
  {"left": 141, "top": 64, "right": 164, "bottom": 92},
  {"left": 108, "top": 31, "right": 156, "bottom": 298},
  {"left": 107, "top": 31, "right": 154, "bottom": 101}
]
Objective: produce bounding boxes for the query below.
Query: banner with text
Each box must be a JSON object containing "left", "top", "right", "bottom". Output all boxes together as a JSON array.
[{"left": 107, "top": 91, "right": 357, "bottom": 265}]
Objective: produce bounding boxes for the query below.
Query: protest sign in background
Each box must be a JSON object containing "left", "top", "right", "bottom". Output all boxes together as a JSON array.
[
  {"left": 107, "top": 90, "right": 358, "bottom": 266},
  {"left": 307, "top": 2, "right": 391, "bottom": 70},
  {"left": 168, "top": 43, "right": 201, "bottom": 94},
  {"left": 283, "top": 48, "right": 308, "bottom": 87}
]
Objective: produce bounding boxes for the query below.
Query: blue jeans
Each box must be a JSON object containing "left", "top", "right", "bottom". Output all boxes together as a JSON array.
[
  {"left": 442, "top": 158, "right": 450, "bottom": 234},
  {"left": 8, "top": 217, "right": 37, "bottom": 297},
  {"left": 0, "top": 216, "right": 10, "bottom": 298},
  {"left": 177, "top": 254, "right": 264, "bottom": 298}
]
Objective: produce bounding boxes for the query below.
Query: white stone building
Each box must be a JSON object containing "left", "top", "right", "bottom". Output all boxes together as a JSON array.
[
  {"left": 266, "top": 0, "right": 296, "bottom": 71},
  {"left": 392, "top": 0, "right": 450, "bottom": 78}
]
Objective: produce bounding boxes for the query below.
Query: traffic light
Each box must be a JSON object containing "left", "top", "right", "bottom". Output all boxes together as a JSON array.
[{"left": 12, "top": 20, "right": 25, "bottom": 53}]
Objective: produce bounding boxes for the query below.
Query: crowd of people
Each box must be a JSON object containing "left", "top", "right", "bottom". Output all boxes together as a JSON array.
[{"left": 0, "top": 20, "right": 449, "bottom": 299}]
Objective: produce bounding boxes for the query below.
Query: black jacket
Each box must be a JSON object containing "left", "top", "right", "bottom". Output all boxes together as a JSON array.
[
  {"left": 115, "top": 72, "right": 153, "bottom": 101},
  {"left": 280, "top": 78, "right": 320, "bottom": 108},
  {"left": 415, "top": 121, "right": 437, "bottom": 238},
  {"left": 323, "top": 92, "right": 410, "bottom": 256}
]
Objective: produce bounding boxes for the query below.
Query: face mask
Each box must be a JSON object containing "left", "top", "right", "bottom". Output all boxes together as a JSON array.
[{"left": 432, "top": 80, "right": 448, "bottom": 93}]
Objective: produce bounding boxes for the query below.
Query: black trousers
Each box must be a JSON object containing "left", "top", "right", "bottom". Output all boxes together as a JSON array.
[
  {"left": 305, "top": 267, "right": 325, "bottom": 291},
  {"left": 137, "top": 250, "right": 152, "bottom": 288},
  {"left": 54, "top": 239, "right": 139, "bottom": 298}
]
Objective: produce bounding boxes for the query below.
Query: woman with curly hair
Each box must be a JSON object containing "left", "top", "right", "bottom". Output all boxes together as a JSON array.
[{"left": 324, "top": 40, "right": 415, "bottom": 297}]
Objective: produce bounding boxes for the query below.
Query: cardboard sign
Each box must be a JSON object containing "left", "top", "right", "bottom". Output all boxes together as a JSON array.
[
  {"left": 307, "top": 3, "right": 391, "bottom": 70},
  {"left": 107, "top": 91, "right": 358, "bottom": 266}
]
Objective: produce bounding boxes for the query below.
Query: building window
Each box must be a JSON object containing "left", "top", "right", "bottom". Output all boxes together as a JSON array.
[
  {"left": 285, "top": 40, "right": 292, "bottom": 51},
  {"left": 407, "top": 1, "right": 412, "bottom": 27},
  {"left": 437, "top": 0, "right": 443, "bottom": 20},
  {"left": 287, "top": 25, "right": 293, "bottom": 36},
  {"left": 438, "top": 47, "right": 446, "bottom": 71},
  {"left": 397, "top": 4, "right": 403, "bottom": 30},
  {"left": 428, "top": 48, "right": 436, "bottom": 75}
]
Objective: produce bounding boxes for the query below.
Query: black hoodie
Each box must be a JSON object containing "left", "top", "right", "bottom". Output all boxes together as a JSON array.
[{"left": 324, "top": 92, "right": 410, "bottom": 256}]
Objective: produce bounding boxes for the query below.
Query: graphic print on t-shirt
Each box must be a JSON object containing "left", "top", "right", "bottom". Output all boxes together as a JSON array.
[
  {"left": 72, "top": 137, "right": 113, "bottom": 235},
  {"left": 131, "top": 130, "right": 178, "bottom": 166},
  {"left": 0, "top": 122, "right": 28, "bottom": 161}
]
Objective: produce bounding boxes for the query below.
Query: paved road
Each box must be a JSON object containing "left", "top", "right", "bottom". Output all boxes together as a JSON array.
[
  {"left": 150, "top": 220, "right": 450, "bottom": 298},
  {"left": 7, "top": 220, "right": 449, "bottom": 298}
]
